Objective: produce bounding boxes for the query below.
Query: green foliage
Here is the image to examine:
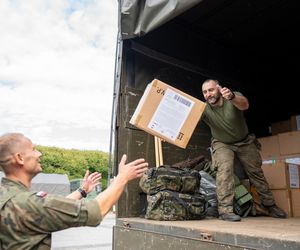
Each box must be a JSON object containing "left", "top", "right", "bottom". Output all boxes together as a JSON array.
[{"left": 36, "top": 145, "right": 109, "bottom": 189}]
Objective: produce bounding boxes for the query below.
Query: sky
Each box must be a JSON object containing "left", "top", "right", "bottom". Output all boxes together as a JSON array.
[{"left": 0, "top": 0, "right": 118, "bottom": 152}]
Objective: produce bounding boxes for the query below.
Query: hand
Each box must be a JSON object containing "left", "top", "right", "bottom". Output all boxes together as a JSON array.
[
  {"left": 219, "top": 86, "right": 234, "bottom": 100},
  {"left": 118, "top": 154, "right": 148, "bottom": 182},
  {"left": 81, "top": 170, "right": 102, "bottom": 193}
]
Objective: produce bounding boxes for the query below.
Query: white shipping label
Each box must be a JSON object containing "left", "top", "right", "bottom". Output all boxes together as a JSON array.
[
  {"left": 288, "top": 164, "right": 300, "bottom": 188},
  {"left": 147, "top": 88, "right": 194, "bottom": 141},
  {"left": 285, "top": 157, "right": 300, "bottom": 165}
]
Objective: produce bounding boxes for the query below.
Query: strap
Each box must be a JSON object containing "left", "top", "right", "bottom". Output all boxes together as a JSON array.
[
  {"left": 77, "top": 188, "right": 87, "bottom": 198},
  {"left": 167, "top": 191, "right": 189, "bottom": 209},
  {"left": 167, "top": 191, "right": 207, "bottom": 217}
]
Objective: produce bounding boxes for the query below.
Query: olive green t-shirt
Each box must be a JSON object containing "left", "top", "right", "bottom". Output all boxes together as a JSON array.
[
  {"left": 202, "top": 92, "right": 248, "bottom": 143},
  {"left": 0, "top": 178, "right": 102, "bottom": 250}
]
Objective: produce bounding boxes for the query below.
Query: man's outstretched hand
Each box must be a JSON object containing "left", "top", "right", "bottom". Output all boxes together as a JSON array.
[
  {"left": 118, "top": 154, "right": 148, "bottom": 182},
  {"left": 81, "top": 170, "right": 102, "bottom": 193}
]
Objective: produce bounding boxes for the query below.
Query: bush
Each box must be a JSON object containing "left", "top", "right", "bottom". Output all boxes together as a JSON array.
[{"left": 37, "top": 145, "right": 109, "bottom": 189}]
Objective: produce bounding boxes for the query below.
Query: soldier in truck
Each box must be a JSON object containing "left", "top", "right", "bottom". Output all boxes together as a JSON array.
[{"left": 201, "top": 79, "right": 287, "bottom": 222}]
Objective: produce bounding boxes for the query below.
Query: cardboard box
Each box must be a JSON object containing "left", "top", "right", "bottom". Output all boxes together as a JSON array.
[
  {"left": 290, "top": 115, "right": 300, "bottom": 131},
  {"left": 278, "top": 131, "right": 300, "bottom": 156},
  {"left": 262, "top": 162, "right": 300, "bottom": 189},
  {"left": 270, "top": 115, "right": 300, "bottom": 135},
  {"left": 271, "top": 120, "right": 291, "bottom": 135},
  {"left": 271, "top": 189, "right": 292, "bottom": 217},
  {"left": 262, "top": 154, "right": 300, "bottom": 165},
  {"left": 257, "top": 135, "right": 280, "bottom": 160},
  {"left": 130, "top": 79, "right": 206, "bottom": 148},
  {"left": 262, "top": 162, "right": 288, "bottom": 189},
  {"left": 291, "top": 189, "right": 300, "bottom": 217}
]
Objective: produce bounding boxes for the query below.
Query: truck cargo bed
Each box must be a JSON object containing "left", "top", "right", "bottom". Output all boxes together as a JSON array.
[{"left": 113, "top": 217, "right": 300, "bottom": 250}]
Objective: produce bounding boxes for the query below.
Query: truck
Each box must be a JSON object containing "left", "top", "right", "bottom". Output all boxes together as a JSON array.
[{"left": 109, "top": 0, "right": 300, "bottom": 249}]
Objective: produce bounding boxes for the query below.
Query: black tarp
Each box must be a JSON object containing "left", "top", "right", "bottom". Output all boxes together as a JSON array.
[{"left": 120, "top": 0, "right": 202, "bottom": 39}]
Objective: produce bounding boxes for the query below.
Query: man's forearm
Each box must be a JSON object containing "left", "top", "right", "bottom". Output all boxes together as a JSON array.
[
  {"left": 66, "top": 189, "right": 84, "bottom": 200},
  {"left": 95, "top": 175, "right": 127, "bottom": 217},
  {"left": 231, "top": 94, "right": 249, "bottom": 110}
]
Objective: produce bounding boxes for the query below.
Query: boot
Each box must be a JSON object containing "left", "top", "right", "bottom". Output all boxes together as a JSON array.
[
  {"left": 266, "top": 205, "right": 287, "bottom": 218},
  {"left": 219, "top": 212, "right": 241, "bottom": 222}
]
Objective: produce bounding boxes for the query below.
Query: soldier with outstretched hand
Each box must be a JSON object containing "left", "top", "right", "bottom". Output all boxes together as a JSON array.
[
  {"left": 0, "top": 133, "right": 148, "bottom": 250},
  {"left": 201, "top": 79, "right": 287, "bottom": 222}
]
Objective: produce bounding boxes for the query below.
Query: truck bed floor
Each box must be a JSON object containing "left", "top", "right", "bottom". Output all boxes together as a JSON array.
[{"left": 114, "top": 216, "right": 300, "bottom": 249}]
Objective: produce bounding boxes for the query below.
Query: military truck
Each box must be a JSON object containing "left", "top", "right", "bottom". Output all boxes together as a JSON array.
[{"left": 110, "top": 1, "right": 300, "bottom": 249}]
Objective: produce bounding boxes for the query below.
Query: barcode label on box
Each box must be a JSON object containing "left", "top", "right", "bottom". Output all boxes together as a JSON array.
[
  {"left": 288, "top": 164, "right": 300, "bottom": 188},
  {"left": 147, "top": 88, "right": 194, "bottom": 141}
]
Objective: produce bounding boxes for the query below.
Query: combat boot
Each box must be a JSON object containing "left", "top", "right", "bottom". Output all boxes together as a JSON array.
[
  {"left": 266, "top": 205, "right": 287, "bottom": 218},
  {"left": 219, "top": 212, "right": 241, "bottom": 222}
]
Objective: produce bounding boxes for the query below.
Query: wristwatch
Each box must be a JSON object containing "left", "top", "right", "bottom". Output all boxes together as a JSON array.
[
  {"left": 229, "top": 92, "right": 236, "bottom": 100},
  {"left": 78, "top": 187, "right": 87, "bottom": 198}
]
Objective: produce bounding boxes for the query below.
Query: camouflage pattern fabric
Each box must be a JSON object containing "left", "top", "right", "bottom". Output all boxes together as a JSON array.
[
  {"left": 0, "top": 178, "right": 102, "bottom": 250},
  {"left": 139, "top": 165, "right": 201, "bottom": 195},
  {"left": 145, "top": 190, "right": 207, "bottom": 221},
  {"left": 233, "top": 176, "right": 253, "bottom": 217},
  {"left": 211, "top": 134, "right": 275, "bottom": 215}
]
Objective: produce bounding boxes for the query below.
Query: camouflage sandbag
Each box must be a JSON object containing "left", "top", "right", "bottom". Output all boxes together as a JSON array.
[
  {"left": 145, "top": 190, "right": 207, "bottom": 221},
  {"left": 139, "top": 165, "right": 201, "bottom": 195}
]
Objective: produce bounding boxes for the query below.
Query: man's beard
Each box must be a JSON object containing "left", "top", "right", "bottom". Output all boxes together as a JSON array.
[{"left": 207, "top": 92, "right": 221, "bottom": 105}]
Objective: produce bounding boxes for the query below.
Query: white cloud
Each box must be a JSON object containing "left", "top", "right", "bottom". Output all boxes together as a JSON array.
[{"left": 0, "top": 0, "right": 118, "bottom": 151}]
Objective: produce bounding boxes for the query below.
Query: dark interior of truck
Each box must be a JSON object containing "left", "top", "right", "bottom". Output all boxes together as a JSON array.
[{"left": 128, "top": 0, "right": 300, "bottom": 138}]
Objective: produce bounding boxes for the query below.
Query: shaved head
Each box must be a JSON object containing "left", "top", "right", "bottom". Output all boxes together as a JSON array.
[
  {"left": 202, "top": 79, "right": 220, "bottom": 89},
  {"left": 0, "top": 133, "right": 28, "bottom": 171}
]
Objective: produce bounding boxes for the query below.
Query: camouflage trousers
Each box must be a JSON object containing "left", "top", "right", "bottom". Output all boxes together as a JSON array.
[{"left": 211, "top": 134, "right": 275, "bottom": 215}]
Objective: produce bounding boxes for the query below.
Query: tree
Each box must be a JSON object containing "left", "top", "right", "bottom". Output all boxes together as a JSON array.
[{"left": 37, "top": 145, "right": 109, "bottom": 189}]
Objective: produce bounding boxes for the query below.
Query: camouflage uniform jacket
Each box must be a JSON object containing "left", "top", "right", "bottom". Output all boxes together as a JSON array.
[{"left": 0, "top": 178, "right": 102, "bottom": 250}]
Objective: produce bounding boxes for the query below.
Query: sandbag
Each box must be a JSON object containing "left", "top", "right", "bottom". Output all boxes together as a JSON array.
[
  {"left": 139, "top": 165, "right": 201, "bottom": 195},
  {"left": 145, "top": 190, "right": 207, "bottom": 221}
]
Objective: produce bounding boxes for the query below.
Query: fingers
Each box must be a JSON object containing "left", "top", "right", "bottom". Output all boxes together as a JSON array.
[
  {"left": 119, "top": 155, "right": 146, "bottom": 167},
  {"left": 118, "top": 154, "right": 148, "bottom": 180},
  {"left": 84, "top": 170, "right": 101, "bottom": 182},
  {"left": 127, "top": 158, "right": 146, "bottom": 166},
  {"left": 136, "top": 166, "right": 148, "bottom": 176},
  {"left": 126, "top": 159, "right": 148, "bottom": 174},
  {"left": 136, "top": 162, "right": 148, "bottom": 169},
  {"left": 220, "top": 87, "right": 232, "bottom": 99},
  {"left": 133, "top": 162, "right": 148, "bottom": 176},
  {"left": 220, "top": 86, "right": 228, "bottom": 94},
  {"left": 82, "top": 171, "right": 101, "bottom": 193},
  {"left": 119, "top": 154, "right": 127, "bottom": 166},
  {"left": 218, "top": 85, "right": 228, "bottom": 96},
  {"left": 89, "top": 172, "right": 102, "bottom": 182},
  {"left": 83, "top": 170, "right": 89, "bottom": 180}
]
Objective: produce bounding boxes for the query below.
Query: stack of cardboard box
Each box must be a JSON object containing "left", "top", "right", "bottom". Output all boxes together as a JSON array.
[
  {"left": 258, "top": 115, "right": 300, "bottom": 217},
  {"left": 261, "top": 162, "right": 300, "bottom": 217},
  {"left": 270, "top": 115, "right": 300, "bottom": 135}
]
